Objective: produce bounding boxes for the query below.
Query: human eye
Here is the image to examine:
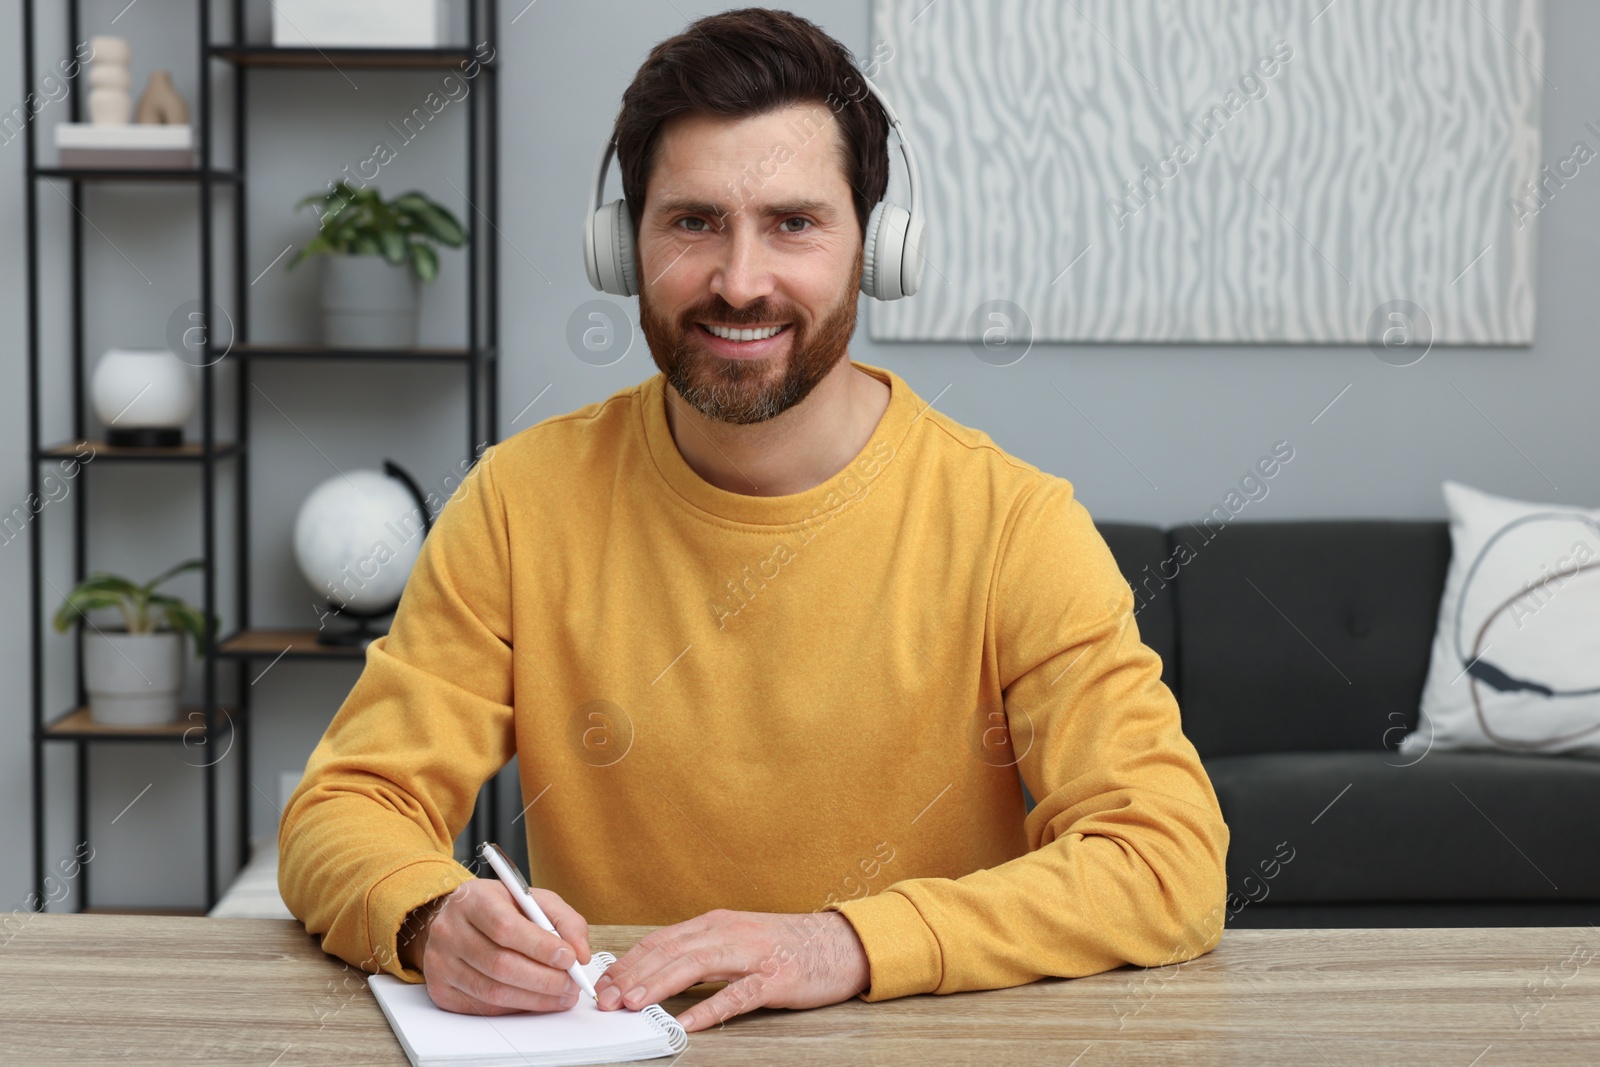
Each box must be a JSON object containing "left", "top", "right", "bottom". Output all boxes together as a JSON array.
[
  {"left": 675, "top": 216, "right": 711, "bottom": 234},
  {"left": 780, "top": 216, "right": 813, "bottom": 234}
]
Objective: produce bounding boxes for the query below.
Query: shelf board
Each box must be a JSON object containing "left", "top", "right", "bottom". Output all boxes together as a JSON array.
[
  {"left": 218, "top": 628, "right": 376, "bottom": 660},
  {"left": 210, "top": 45, "right": 493, "bottom": 70},
  {"left": 37, "top": 439, "right": 239, "bottom": 463},
  {"left": 44, "top": 705, "right": 240, "bottom": 741},
  {"left": 33, "top": 167, "right": 241, "bottom": 183},
  {"left": 80, "top": 905, "right": 211, "bottom": 917},
  {"left": 232, "top": 342, "right": 486, "bottom": 363}
]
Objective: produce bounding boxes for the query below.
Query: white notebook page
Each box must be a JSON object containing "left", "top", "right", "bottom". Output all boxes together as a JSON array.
[{"left": 368, "top": 954, "right": 686, "bottom": 1065}]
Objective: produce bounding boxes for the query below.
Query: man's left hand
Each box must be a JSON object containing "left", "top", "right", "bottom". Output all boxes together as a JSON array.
[{"left": 593, "top": 908, "right": 870, "bottom": 1032}]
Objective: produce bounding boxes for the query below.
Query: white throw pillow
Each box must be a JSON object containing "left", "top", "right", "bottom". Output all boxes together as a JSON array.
[{"left": 1402, "top": 480, "right": 1600, "bottom": 759}]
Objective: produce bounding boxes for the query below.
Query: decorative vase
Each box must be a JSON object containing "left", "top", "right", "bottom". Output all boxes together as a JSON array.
[
  {"left": 84, "top": 630, "right": 184, "bottom": 727},
  {"left": 90, "top": 347, "right": 197, "bottom": 446},
  {"left": 320, "top": 254, "right": 420, "bottom": 349},
  {"left": 135, "top": 69, "right": 189, "bottom": 124},
  {"left": 86, "top": 36, "right": 132, "bottom": 125}
]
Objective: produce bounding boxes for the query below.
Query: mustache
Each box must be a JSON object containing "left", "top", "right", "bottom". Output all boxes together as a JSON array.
[{"left": 681, "top": 303, "right": 798, "bottom": 327}]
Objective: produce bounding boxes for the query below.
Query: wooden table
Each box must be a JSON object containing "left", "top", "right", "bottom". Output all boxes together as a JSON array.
[{"left": 1, "top": 915, "right": 1596, "bottom": 1065}]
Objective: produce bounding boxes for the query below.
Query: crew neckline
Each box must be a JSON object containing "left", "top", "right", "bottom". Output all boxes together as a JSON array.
[{"left": 638, "top": 359, "right": 922, "bottom": 528}]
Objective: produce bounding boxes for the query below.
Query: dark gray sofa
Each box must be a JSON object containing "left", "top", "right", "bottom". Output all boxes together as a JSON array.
[{"left": 1077, "top": 519, "right": 1600, "bottom": 928}]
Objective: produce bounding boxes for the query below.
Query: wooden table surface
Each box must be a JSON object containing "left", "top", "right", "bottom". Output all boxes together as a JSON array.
[{"left": 1, "top": 915, "right": 1596, "bottom": 1065}]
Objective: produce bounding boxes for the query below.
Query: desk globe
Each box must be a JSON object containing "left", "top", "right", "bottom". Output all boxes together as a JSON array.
[{"left": 292, "top": 460, "right": 433, "bottom": 646}]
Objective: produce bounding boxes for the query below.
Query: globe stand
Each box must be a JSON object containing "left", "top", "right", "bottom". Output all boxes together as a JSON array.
[{"left": 315, "top": 600, "right": 398, "bottom": 648}]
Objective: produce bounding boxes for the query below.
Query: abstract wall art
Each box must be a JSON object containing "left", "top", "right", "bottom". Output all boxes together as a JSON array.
[{"left": 868, "top": 0, "right": 1544, "bottom": 346}]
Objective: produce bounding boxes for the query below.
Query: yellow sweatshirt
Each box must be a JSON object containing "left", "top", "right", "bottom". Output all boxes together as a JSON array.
[{"left": 279, "top": 359, "right": 1230, "bottom": 1003}]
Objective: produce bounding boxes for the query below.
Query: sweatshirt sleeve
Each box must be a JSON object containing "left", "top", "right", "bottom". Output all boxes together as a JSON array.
[
  {"left": 278, "top": 452, "right": 517, "bottom": 982},
  {"left": 829, "top": 477, "right": 1230, "bottom": 1002}
]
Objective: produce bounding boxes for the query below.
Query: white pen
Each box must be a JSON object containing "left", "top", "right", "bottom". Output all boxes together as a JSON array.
[{"left": 477, "top": 841, "right": 599, "bottom": 1003}]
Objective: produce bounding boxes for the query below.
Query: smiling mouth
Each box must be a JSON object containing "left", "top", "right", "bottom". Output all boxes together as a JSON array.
[{"left": 697, "top": 322, "right": 792, "bottom": 342}]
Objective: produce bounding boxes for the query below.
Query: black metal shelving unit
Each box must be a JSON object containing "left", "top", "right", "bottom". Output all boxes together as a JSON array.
[{"left": 25, "top": 0, "right": 501, "bottom": 912}]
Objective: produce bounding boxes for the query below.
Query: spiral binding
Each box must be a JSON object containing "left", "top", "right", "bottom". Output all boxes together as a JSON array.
[
  {"left": 639, "top": 1004, "right": 689, "bottom": 1052},
  {"left": 589, "top": 951, "right": 689, "bottom": 1052}
]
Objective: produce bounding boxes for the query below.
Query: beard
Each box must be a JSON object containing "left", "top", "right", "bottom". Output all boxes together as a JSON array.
[{"left": 639, "top": 251, "right": 863, "bottom": 426}]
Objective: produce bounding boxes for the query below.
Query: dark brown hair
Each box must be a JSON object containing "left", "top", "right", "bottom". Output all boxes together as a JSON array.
[{"left": 611, "top": 7, "right": 891, "bottom": 243}]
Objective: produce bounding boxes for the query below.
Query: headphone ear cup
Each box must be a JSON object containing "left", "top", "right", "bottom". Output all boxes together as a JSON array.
[
  {"left": 860, "top": 200, "right": 886, "bottom": 300},
  {"left": 613, "top": 200, "right": 638, "bottom": 297},
  {"left": 901, "top": 212, "right": 925, "bottom": 298},
  {"left": 865, "top": 201, "right": 912, "bottom": 301},
  {"left": 592, "top": 198, "right": 639, "bottom": 296}
]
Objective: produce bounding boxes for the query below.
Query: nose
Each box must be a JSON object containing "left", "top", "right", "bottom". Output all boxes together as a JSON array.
[{"left": 707, "top": 213, "right": 777, "bottom": 311}]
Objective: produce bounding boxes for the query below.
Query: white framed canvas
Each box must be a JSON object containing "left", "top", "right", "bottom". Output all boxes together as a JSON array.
[{"left": 868, "top": 0, "right": 1544, "bottom": 345}]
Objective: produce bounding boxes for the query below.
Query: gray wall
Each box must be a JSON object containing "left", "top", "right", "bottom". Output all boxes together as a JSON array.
[{"left": 1, "top": 0, "right": 1596, "bottom": 910}]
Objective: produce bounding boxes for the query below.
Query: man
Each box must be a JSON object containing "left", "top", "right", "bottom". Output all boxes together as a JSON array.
[{"left": 279, "top": 7, "right": 1229, "bottom": 1034}]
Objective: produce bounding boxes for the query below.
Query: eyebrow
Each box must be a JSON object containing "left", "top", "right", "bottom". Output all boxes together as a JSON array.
[{"left": 651, "top": 196, "right": 836, "bottom": 221}]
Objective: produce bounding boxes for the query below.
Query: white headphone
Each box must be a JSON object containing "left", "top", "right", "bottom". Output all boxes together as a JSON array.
[{"left": 582, "top": 71, "right": 926, "bottom": 301}]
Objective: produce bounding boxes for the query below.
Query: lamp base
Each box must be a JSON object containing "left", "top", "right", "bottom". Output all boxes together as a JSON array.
[{"left": 108, "top": 427, "right": 184, "bottom": 448}]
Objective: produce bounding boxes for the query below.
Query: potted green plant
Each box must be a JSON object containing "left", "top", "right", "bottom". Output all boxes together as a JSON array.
[
  {"left": 287, "top": 181, "right": 467, "bottom": 349},
  {"left": 51, "top": 559, "right": 216, "bottom": 727}
]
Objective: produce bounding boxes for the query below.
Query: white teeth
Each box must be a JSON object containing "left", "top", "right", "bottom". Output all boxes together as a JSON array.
[{"left": 704, "top": 323, "right": 785, "bottom": 341}]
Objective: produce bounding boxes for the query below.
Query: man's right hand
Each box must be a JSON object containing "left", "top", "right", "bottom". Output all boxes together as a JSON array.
[{"left": 406, "top": 877, "right": 593, "bottom": 1016}]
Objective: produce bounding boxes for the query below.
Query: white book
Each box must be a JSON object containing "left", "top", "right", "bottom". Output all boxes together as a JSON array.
[
  {"left": 368, "top": 952, "right": 689, "bottom": 1067},
  {"left": 272, "top": 0, "right": 447, "bottom": 47},
  {"left": 55, "top": 123, "right": 193, "bottom": 149},
  {"left": 54, "top": 123, "right": 195, "bottom": 168}
]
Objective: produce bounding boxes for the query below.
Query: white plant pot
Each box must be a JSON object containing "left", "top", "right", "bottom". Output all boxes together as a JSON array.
[
  {"left": 83, "top": 631, "right": 185, "bottom": 727},
  {"left": 320, "top": 254, "right": 421, "bottom": 349}
]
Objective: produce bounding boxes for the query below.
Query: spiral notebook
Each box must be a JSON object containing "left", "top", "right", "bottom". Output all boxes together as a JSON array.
[{"left": 368, "top": 951, "right": 689, "bottom": 1067}]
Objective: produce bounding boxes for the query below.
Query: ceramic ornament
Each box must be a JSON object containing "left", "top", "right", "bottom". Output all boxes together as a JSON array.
[
  {"left": 136, "top": 69, "right": 189, "bottom": 124},
  {"left": 86, "top": 35, "right": 132, "bottom": 125}
]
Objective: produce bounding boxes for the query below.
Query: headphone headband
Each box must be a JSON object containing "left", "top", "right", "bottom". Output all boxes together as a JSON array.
[{"left": 857, "top": 70, "right": 924, "bottom": 262}]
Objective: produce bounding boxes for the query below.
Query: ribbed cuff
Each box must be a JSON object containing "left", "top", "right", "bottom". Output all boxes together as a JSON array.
[
  {"left": 829, "top": 889, "right": 943, "bottom": 1002},
  {"left": 364, "top": 857, "right": 477, "bottom": 983}
]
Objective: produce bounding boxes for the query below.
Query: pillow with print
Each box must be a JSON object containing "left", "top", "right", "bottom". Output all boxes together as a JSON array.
[{"left": 1403, "top": 480, "right": 1600, "bottom": 759}]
